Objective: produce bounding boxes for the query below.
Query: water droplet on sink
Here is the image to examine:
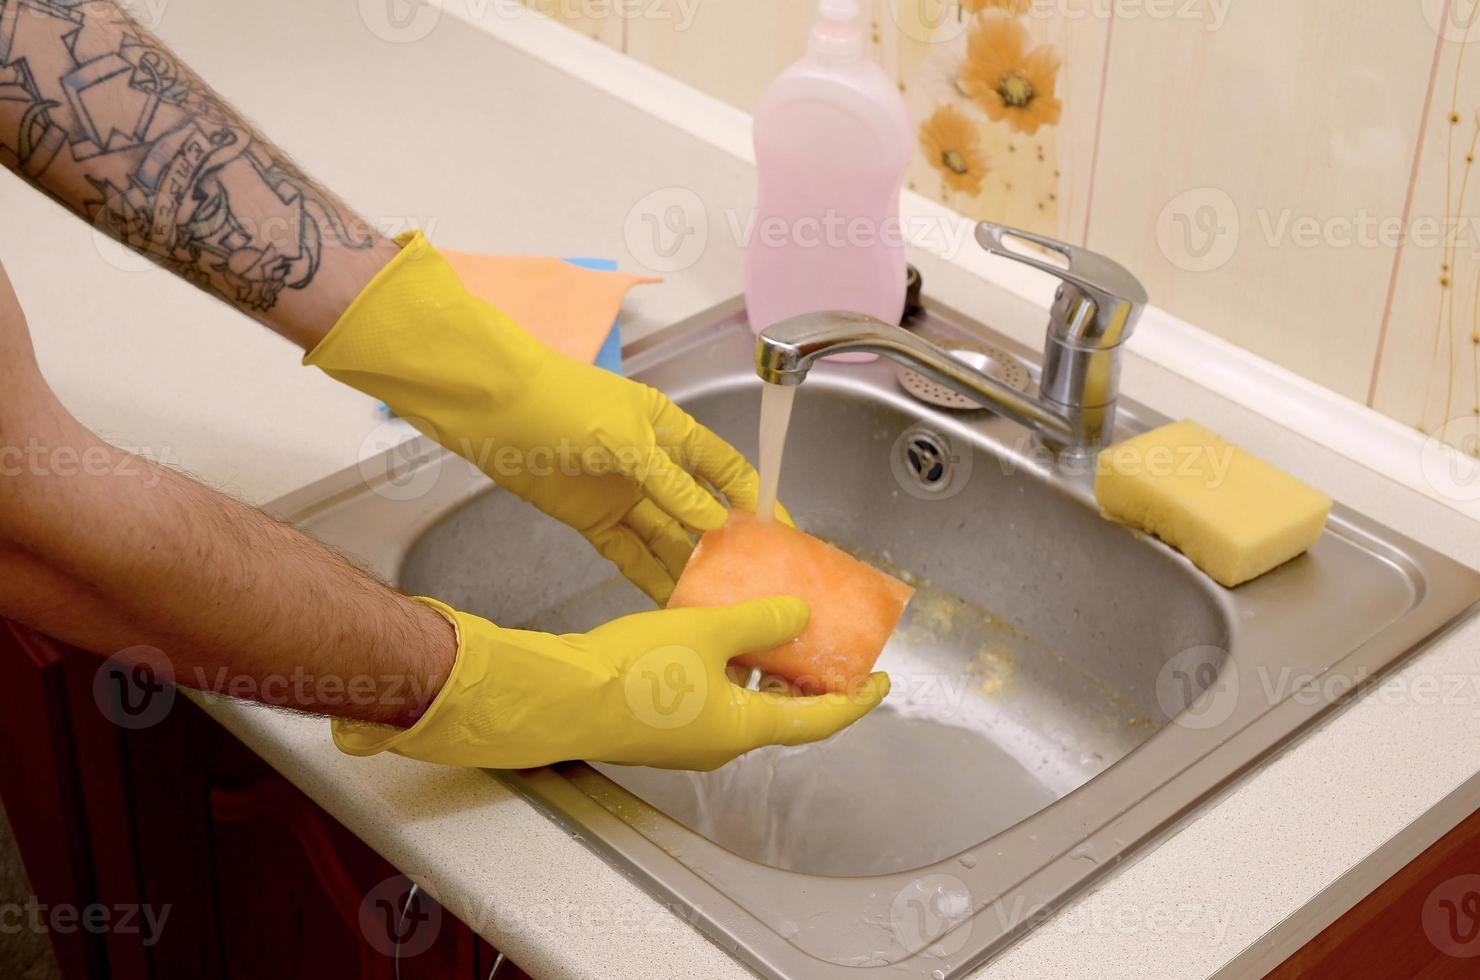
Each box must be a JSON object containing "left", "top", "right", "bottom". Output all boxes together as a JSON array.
[
  {"left": 1078, "top": 751, "right": 1103, "bottom": 768},
  {"left": 932, "top": 970, "right": 946, "bottom": 980},
  {"left": 958, "top": 853, "right": 978, "bottom": 869},
  {"left": 1069, "top": 842, "right": 1098, "bottom": 864}
]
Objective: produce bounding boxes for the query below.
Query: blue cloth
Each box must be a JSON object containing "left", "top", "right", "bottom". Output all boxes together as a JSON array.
[{"left": 562, "top": 257, "right": 625, "bottom": 376}]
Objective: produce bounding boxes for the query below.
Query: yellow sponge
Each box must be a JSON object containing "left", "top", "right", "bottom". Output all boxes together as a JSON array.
[{"left": 1094, "top": 420, "right": 1332, "bottom": 588}]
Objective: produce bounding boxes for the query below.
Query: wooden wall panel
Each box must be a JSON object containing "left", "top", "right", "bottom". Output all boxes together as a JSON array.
[
  {"left": 521, "top": 0, "right": 625, "bottom": 48},
  {"left": 1084, "top": 0, "right": 1436, "bottom": 403},
  {"left": 1371, "top": 2, "right": 1480, "bottom": 448},
  {"left": 519, "top": 0, "right": 1476, "bottom": 450},
  {"left": 622, "top": 0, "right": 815, "bottom": 112}
]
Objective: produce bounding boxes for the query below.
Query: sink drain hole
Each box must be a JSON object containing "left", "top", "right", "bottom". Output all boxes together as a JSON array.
[
  {"left": 891, "top": 426, "right": 974, "bottom": 500},
  {"left": 901, "top": 431, "right": 952, "bottom": 489}
]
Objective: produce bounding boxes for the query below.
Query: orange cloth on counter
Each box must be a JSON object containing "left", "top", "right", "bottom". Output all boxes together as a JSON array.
[{"left": 442, "top": 252, "right": 660, "bottom": 364}]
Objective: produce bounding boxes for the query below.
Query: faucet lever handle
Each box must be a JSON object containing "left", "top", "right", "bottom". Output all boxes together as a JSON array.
[{"left": 973, "top": 221, "right": 1147, "bottom": 345}]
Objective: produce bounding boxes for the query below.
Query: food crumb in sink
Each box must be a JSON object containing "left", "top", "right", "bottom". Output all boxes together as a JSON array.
[{"left": 969, "top": 645, "right": 1014, "bottom": 696}]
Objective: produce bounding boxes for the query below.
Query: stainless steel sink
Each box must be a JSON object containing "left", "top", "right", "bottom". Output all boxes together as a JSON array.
[{"left": 270, "top": 296, "right": 1479, "bottom": 978}]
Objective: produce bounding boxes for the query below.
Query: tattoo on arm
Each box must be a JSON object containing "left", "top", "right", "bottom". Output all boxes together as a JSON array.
[{"left": 0, "top": 0, "right": 384, "bottom": 323}]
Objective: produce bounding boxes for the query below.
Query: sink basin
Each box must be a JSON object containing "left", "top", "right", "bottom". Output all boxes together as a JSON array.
[{"left": 270, "top": 296, "right": 1479, "bottom": 978}]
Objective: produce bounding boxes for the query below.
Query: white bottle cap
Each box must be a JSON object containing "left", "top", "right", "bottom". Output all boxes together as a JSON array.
[{"left": 818, "top": 0, "right": 859, "bottom": 22}]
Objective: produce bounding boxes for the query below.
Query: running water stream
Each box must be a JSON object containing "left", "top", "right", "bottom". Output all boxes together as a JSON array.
[{"left": 755, "top": 383, "right": 796, "bottom": 522}]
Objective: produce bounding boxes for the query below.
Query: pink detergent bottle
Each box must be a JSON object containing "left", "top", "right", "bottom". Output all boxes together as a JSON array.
[{"left": 744, "top": 0, "right": 912, "bottom": 356}]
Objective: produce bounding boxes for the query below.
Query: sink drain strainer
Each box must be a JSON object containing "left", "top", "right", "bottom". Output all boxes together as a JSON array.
[
  {"left": 901, "top": 430, "right": 952, "bottom": 487},
  {"left": 892, "top": 426, "right": 972, "bottom": 499},
  {"left": 896, "top": 342, "right": 1030, "bottom": 410}
]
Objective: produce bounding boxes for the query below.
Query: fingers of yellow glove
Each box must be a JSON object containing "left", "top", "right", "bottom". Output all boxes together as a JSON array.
[
  {"left": 633, "top": 446, "right": 730, "bottom": 533},
  {"left": 668, "top": 596, "right": 808, "bottom": 666},
  {"left": 623, "top": 499, "right": 695, "bottom": 578},
  {"left": 589, "top": 525, "right": 676, "bottom": 605},
  {"left": 653, "top": 400, "right": 794, "bottom": 526},
  {"left": 742, "top": 671, "right": 891, "bottom": 748},
  {"left": 655, "top": 401, "right": 751, "bottom": 503}
]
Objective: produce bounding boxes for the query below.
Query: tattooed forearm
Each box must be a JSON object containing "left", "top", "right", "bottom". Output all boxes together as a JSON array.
[{"left": 0, "top": 0, "right": 398, "bottom": 345}]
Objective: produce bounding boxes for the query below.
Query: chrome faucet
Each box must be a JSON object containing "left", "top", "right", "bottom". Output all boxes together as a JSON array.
[{"left": 754, "top": 221, "right": 1148, "bottom": 456}]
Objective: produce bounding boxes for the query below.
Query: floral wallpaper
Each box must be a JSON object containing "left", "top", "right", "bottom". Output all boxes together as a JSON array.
[
  {"left": 904, "top": 6, "right": 1065, "bottom": 236},
  {"left": 524, "top": 0, "right": 1480, "bottom": 462}
]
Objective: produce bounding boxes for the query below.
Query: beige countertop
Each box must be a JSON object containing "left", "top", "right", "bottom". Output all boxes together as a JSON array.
[{"left": 3, "top": 2, "right": 1476, "bottom": 978}]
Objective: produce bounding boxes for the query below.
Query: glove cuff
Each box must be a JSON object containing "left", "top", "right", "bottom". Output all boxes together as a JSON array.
[
  {"left": 330, "top": 596, "right": 467, "bottom": 760},
  {"left": 330, "top": 598, "right": 619, "bottom": 769},
  {"left": 303, "top": 231, "right": 546, "bottom": 437}
]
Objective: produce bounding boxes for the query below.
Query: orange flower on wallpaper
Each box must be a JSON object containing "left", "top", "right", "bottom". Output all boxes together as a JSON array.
[
  {"left": 919, "top": 105, "right": 989, "bottom": 196},
  {"left": 960, "top": 14, "right": 1062, "bottom": 135},
  {"left": 962, "top": 0, "right": 1033, "bottom": 13}
]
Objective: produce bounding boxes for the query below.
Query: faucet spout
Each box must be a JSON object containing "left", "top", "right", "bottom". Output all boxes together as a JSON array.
[
  {"left": 754, "top": 221, "right": 1147, "bottom": 456},
  {"left": 755, "top": 310, "right": 1079, "bottom": 449}
]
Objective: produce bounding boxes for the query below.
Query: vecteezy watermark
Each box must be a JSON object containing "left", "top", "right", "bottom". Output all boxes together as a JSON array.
[
  {"left": 1096, "top": 439, "right": 1236, "bottom": 485},
  {"left": 188, "top": 666, "right": 443, "bottom": 716},
  {"left": 624, "top": 645, "right": 709, "bottom": 729},
  {"left": 1052, "top": 897, "right": 1235, "bottom": 944},
  {"left": 93, "top": 646, "right": 177, "bottom": 730},
  {"left": 1421, "top": 416, "right": 1480, "bottom": 503},
  {"left": 621, "top": 189, "right": 980, "bottom": 274},
  {"left": 358, "top": 420, "right": 720, "bottom": 502},
  {"left": 0, "top": 899, "right": 171, "bottom": 947},
  {"left": 991, "top": 431, "right": 1237, "bottom": 488},
  {"left": 1155, "top": 646, "right": 1238, "bottom": 730},
  {"left": 1240, "top": 663, "right": 1480, "bottom": 717},
  {"left": 359, "top": 0, "right": 700, "bottom": 44},
  {"left": 886, "top": 0, "right": 1230, "bottom": 44},
  {"left": 527, "top": 0, "right": 701, "bottom": 28},
  {"left": 891, "top": 425, "right": 976, "bottom": 501},
  {"left": 360, "top": 876, "right": 444, "bottom": 959},
  {"left": 1158, "top": 185, "right": 1480, "bottom": 273},
  {"left": 1246, "top": 207, "right": 1480, "bottom": 256},
  {"left": 892, "top": 0, "right": 1233, "bottom": 44},
  {"left": 624, "top": 187, "right": 709, "bottom": 274},
  {"left": 358, "top": 414, "right": 447, "bottom": 502},
  {"left": 1421, "top": 0, "right": 1480, "bottom": 44},
  {"left": 94, "top": 645, "right": 447, "bottom": 725},
  {"left": 881, "top": 670, "right": 978, "bottom": 716},
  {"left": 0, "top": 438, "right": 177, "bottom": 489},
  {"left": 460, "top": 895, "right": 703, "bottom": 941},
  {"left": 1425, "top": 874, "right": 1480, "bottom": 958},
  {"left": 1152, "top": 651, "right": 1480, "bottom": 729},
  {"left": 1156, "top": 187, "right": 1241, "bottom": 273},
  {"left": 722, "top": 208, "right": 977, "bottom": 263},
  {"left": 890, "top": 873, "right": 973, "bottom": 956},
  {"left": 885, "top": 0, "right": 970, "bottom": 44}
]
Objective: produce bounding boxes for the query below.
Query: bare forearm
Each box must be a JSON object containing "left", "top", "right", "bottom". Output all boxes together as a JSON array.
[
  {"left": 0, "top": 0, "right": 398, "bottom": 346},
  {"left": 0, "top": 408, "right": 456, "bottom": 725}
]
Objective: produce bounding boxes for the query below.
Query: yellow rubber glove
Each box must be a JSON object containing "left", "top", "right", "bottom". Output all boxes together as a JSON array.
[
  {"left": 333, "top": 597, "right": 890, "bottom": 771},
  {"left": 306, "top": 232, "right": 778, "bottom": 603}
]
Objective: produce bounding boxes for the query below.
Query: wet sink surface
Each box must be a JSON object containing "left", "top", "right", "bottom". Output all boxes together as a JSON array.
[
  {"left": 400, "top": 371, "right": 1231, "bottom": 879},
  {"left": 279, "top": 297, "right": 1480, "bottom": 978}
]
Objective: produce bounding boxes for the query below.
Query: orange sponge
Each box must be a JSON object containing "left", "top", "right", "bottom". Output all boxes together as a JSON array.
[{"left": 668, "top": 512, "right": 913, "bottom": 694}]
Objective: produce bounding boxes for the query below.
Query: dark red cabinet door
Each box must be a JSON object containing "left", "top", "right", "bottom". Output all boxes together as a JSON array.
[{"left": 0, "top": 620, "right": 528, "bottom": 980}]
